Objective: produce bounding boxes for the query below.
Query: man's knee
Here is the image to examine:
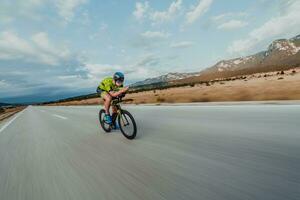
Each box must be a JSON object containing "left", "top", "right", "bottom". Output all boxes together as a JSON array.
[
  {"left": 104, "top": 94, "right": 112, "bottom": 102},
  {"left": 112, "top": 106, "right": 117, "bottom": 113}
]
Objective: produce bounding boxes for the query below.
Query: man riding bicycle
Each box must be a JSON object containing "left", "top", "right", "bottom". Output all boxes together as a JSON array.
[{"left": 97, "top": 72, "right": 129, "bottom": 126}]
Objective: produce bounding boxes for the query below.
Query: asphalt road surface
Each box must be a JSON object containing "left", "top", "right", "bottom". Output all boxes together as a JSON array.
[{"left": 0, "top": 104, "right": 299, "bottom": 200}]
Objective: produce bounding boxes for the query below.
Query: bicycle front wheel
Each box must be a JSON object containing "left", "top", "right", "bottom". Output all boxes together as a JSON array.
[
  {"left": 118, "top": 110, "right": 137, "bottom": 140},
  {"left": 99, "top": 109, "right": 112, "bottom": 132}
]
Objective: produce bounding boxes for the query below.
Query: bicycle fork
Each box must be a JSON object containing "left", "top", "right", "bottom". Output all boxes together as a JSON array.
[{"left": 118, "top": 110, "right": 130, "bottom": 127}]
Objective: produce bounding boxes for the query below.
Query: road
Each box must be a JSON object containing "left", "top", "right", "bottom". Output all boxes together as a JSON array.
[{"left": 0, "top": 104, "right": 299, "bottom": 200}]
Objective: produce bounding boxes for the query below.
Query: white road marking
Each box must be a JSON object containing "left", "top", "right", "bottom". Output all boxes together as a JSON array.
[
  {"left": 0, "top": 109, "right": 25, "bottom": 133},
  {"left": 52, "top": 114, "right": 68, "bottom": 120}
]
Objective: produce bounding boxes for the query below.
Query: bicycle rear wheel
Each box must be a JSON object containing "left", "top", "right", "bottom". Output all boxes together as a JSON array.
[
  {"left": 99, "top": 109, "right": 111, "bottom": 132},
  {"left": 118, "top": 110, "right": 137, "bottom": 140}
]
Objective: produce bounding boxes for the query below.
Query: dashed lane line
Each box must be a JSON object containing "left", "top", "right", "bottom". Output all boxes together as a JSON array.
[{"left": 52, "top": 114, "right": 68, "bottom": 120}]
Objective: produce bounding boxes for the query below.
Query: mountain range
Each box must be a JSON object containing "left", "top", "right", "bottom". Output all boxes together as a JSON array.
[
  {"left": 0, "top": 102, "right": 12, "bottom": 107},
  {"left": 131, "top": 72, "right": 201, "bottom": 87},
  {"left": 132, "top": 34, "right": 300, "bottom": 87}
]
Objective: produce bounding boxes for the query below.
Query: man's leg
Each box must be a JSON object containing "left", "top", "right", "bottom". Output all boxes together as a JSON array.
[
  {"left": 111, "top": 106, "right": 119, "bottom": 129},
  {"left": 102, "top": 93, "right": 112, "bottom": 123},
  {"left": 111, "top": 106, "right": 118, "bottom": 122},
  {"left": 103, "top": 93, "right": 112, "bottom": 115}
]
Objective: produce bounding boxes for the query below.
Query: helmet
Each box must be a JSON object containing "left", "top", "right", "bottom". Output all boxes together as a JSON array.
[{"left": 113, "top": 72, "right": 124, "bottom": 82}]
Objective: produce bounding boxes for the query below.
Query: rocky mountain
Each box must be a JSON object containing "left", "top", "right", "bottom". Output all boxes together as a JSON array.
[
  {"left": 131, "top": 72, "right": 200, "bottom": 87},
  {"left": 192, "top": 34, "right": 300, "bottom": 81},
  {"left": 132, "top": 34, "right": 300, "bottom": 86}
]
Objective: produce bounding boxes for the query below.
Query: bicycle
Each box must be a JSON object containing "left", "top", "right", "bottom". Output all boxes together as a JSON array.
[{"left": 98, "top": 94, "right": 137, "bottom": 140}]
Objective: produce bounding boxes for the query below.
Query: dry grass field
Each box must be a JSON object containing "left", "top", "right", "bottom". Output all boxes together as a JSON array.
[
  {"left": 50, "top": 68, "right": 300, "bottom": 106},
  {"left": 0, "top": 107, "right": 26, "bottom": 121}
]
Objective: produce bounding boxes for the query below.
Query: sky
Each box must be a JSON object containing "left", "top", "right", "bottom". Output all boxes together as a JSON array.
[{"left": 0, "top": 0, "right": 300, "bottom": 103}]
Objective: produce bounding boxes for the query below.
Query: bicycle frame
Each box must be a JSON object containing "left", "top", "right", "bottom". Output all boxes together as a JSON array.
[
  {"left": 111, "top": 97, "right": 129, "bottom": 126},
  {"left": 111, "top": 97, "right": 122, "bottom": 113}
]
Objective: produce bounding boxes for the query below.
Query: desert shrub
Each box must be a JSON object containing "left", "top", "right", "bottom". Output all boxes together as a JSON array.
[
  {"left": 278, "top": 77, "right": 284, "bottom": 80},
  {"left": 190, "top": 97, "right": 210, "bottom": 102},
  {"left": 292, "top": 70, "right": 296, "bottom": 74},
  {"left": 0, "top": 107, "right": 4, "bottom": 113},
  {"left": 280, "top": 71, "right": 285, "bottom": 75},
  {"left": 236, "top": 91, "right": 252, "bottom": 101},
  {"left": 165, "top": 99, "right": 175, "bottom": 103},
  {"left": 190, "top": 83, "right": 195, "bottom": 87},
  {"left": 124, "top": 98, "right": 134, "bottom": 102},
  {"left": 156, "top": 97, "right": 166, "bottom": 102}
]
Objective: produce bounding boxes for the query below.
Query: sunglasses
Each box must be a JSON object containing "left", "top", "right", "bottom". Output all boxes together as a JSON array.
[{"left": 116, "top": 79, "right": 124, "bottom": 84}]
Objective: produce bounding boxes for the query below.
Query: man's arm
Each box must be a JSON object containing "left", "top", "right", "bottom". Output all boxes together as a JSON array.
[{"left": 108, "top": 86, "right": 129, "bottom": 97}]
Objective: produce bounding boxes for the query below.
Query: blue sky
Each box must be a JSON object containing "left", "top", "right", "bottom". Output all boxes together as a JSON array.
[{"left": 0, "top": 0, "right": 299, "bottom": 103}]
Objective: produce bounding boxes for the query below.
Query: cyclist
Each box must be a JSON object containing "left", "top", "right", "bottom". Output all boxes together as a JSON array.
[{"left": 97, "top": 72, "right": 129, "bottom": 125}]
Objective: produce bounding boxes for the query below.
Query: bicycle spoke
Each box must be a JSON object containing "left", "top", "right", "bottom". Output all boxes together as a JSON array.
[{"left": 123, "top": 114, "right": 130, "bottom": 126}]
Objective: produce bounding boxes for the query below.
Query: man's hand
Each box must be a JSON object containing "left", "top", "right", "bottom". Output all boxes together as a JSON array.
[
  {"left": 110, "top": 86, "right": 129, "bottom": 98},
  {"left": 121, "top": 86, "right": 129, "bottom": 93}
]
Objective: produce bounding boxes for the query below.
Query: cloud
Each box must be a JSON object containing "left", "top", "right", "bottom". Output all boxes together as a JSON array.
[
  {"left": 217, "top": 20, "right": 248, "bottom": 30},
  {"left": 135, "top": 54, "right": 161, "bottom": 67},
  {"left": 84, "top": 52, "right": 174, "bottom": 84},
  {"left": 132, "top": 31, "right": 170, "bottom": 50},
  {"left": 0, "top": 0, "right": 88, "bottom": 25},
  {"left": 170, "top": 41, "right": 194, "bottom": 48},
  {"left": 0, "top": 80, "right": 10, "bottom": 88},
  {"left": 89, "top": 22, "right": 109, "bottom": 40},
  {"left": 228, "top": 0, "right": 300, "bottom": 54},
  {"left": 84, "top": 59, "right": 159, "bottom": 85},
  {"left": 185, "top": 0, "right": 213, "bottom": 24},
  {"left": 141, "top": 31, "right": 170, "bottom": 39},
  {"left": 84, "top": 63, "right": 122, "bottom": 78},
  {"left": 0, "top": 31, "right": 70, "bottom": 65},
  {"left": 150, "top": 0, "right": 182, "bottom": 24},
  {"left": 0, "top": 0, "right": 44, "bottom": 23},
  {"left": 130, "top": 31, "right": 170, "bottom": 50},
  {"left": 0, "top": 30, "right": 89, "bottom": 100},
  {"left": 133, "top": 1, "right": 149, "bottom": 20},
  {"left": 55, "top": 0, "right": 88, "bottom": 23},
  {"left": 133, "top": 0, "right": 182, "bottom": 24},
  {"left": 212, "top": 12, "right": 247, "bottom": 22},
  {"left": 211, "top": 12, "right": 248, "bottom": 30},
  {"left": 0, "top": 30, "right": 172, "bottom": 101}
]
